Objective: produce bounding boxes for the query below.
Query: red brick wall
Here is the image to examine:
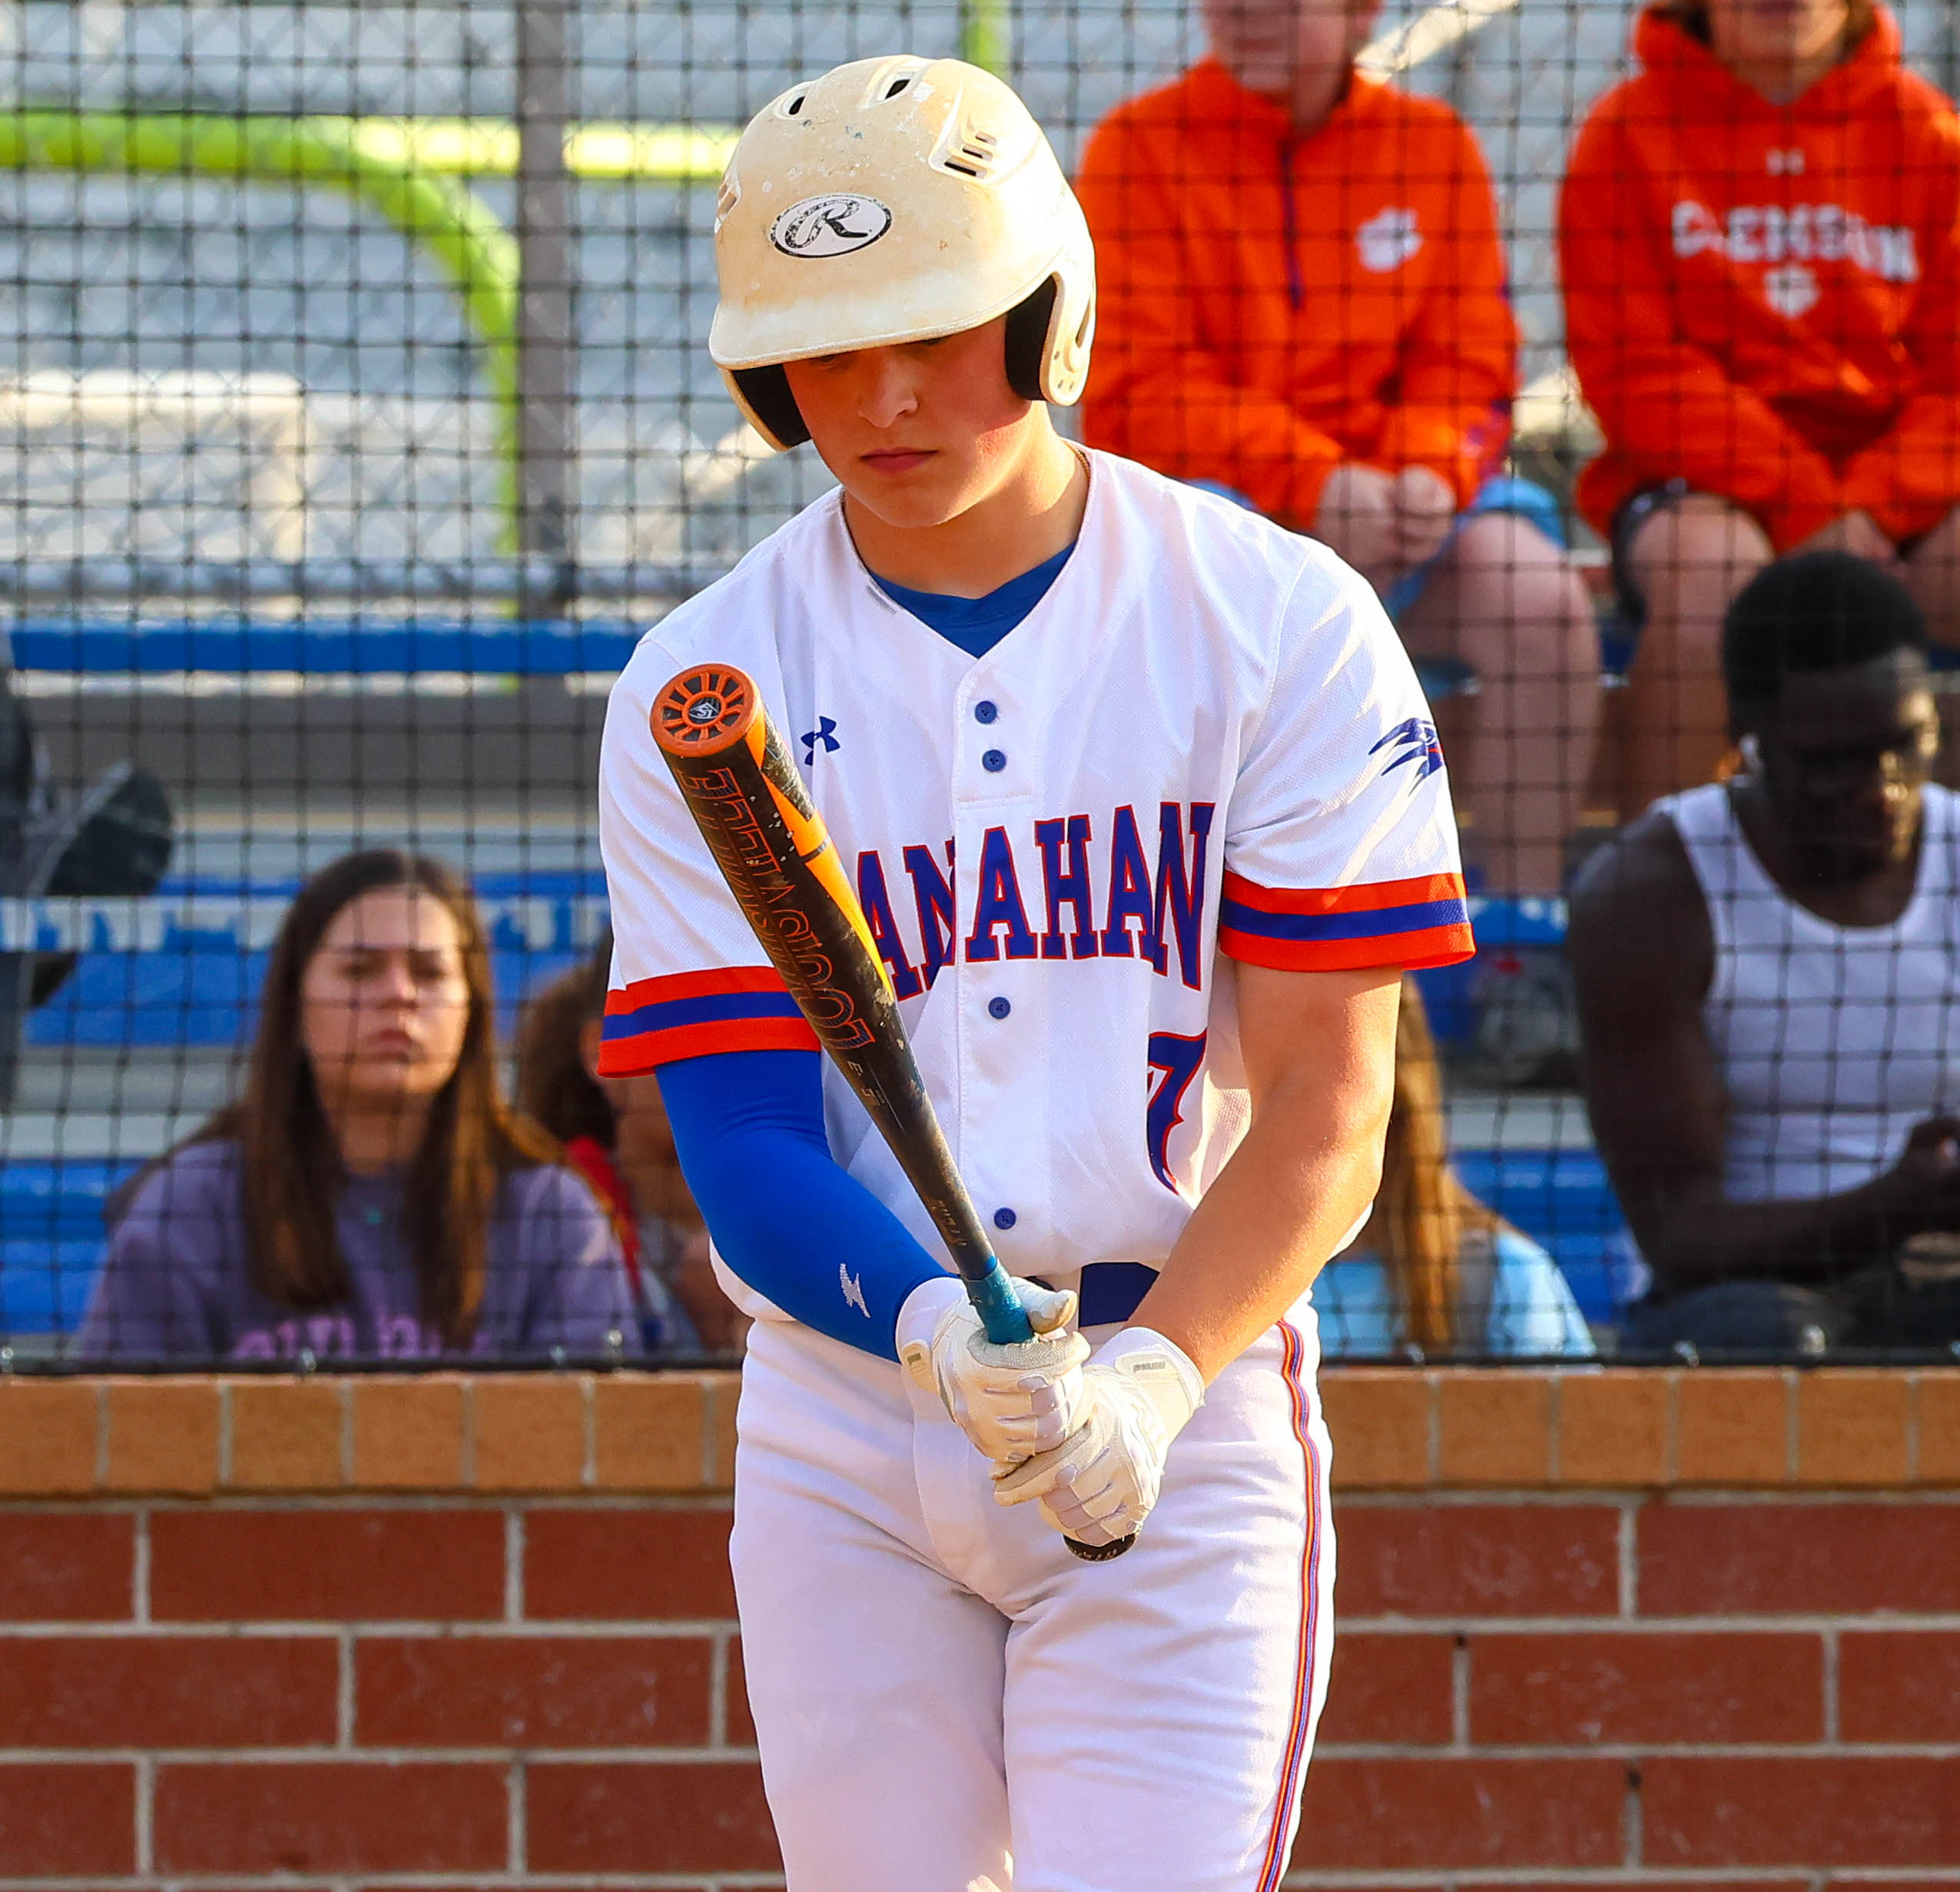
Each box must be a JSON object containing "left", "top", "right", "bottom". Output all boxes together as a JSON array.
[{"left": 2, "top": 1367, "right": 1957, "bottom": 1888}]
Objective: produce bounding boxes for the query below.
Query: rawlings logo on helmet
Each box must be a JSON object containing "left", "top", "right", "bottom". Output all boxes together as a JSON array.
[{"left": 770, "top": 194, "right": 894, "bottom": 258}]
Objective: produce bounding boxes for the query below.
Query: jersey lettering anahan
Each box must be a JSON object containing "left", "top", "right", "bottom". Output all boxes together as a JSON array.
[{"left": 599, "top": 451, "right": 1473, "bottom": 1319}]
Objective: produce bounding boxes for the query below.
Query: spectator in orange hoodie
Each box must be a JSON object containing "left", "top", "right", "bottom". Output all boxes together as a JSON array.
[
  {"left": 1561, "top": 0, "right": 1960, "bottom": 817},
  {"left": 1078, "top": 0, "right": 1600, "bottom": 911}
]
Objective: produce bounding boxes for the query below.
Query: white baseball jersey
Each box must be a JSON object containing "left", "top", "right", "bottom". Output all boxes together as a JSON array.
[{"left": 599, "top": 449, "right": 1472, "bottom": 1327}]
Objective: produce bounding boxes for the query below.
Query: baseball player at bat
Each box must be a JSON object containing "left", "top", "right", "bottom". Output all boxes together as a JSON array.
[{"left": 597, "top": 55, "right": 1474, "bottom": 1892}]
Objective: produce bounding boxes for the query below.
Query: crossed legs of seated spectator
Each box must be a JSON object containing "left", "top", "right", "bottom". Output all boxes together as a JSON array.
[
  {"left": 1625, "top": 1267, "right": 1960, "bottom": 1356},
  {"left": 1620, "top": 1280, "right": 1849, "bottom": 1356},
  {"left": 1620, "top": 492, "right": 1773, "bottom": 820},
  {"left": 1396, "top": 511, "right": 1600, "bottom": 897}
]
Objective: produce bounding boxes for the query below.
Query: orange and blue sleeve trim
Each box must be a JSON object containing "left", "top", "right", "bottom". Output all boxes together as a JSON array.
[
  {"left": 1219, "top": 870, "right": 1474, "bottom": 973},
  {"left": 596, "top": 967, "right": 819, "bottom": 1075}
]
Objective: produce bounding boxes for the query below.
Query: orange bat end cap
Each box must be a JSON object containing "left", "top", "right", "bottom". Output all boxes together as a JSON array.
[{"left": 652, "top": 665, "right": 760, "bottom": 757}]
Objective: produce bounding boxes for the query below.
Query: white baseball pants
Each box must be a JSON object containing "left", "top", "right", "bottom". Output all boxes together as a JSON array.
[{"left": 729, "top": 1302, "right": 1336, "bottom": 1892}]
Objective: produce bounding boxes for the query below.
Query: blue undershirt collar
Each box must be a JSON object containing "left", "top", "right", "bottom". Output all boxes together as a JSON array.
[{"left": 873, "top": 542, "right": 1074, "bottom": 659}]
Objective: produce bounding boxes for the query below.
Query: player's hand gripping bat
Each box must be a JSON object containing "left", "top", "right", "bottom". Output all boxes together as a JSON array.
[{"left": 651, "top": 663, "right": 1132, "bottom": 1563}]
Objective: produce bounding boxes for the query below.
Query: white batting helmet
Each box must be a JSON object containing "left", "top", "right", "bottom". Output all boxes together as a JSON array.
[{"left": 709, "top": 55, "right": 1096, "bottom": 452}]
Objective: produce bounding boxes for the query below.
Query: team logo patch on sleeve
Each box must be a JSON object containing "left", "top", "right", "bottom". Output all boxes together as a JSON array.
[{"left": 1371, "top": 717, "right": 1446, "bottom": 788}]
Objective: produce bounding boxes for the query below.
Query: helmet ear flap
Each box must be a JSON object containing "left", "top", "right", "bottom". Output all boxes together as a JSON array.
[
  {"left": 730, "top": 366, "right": 810, "bottom": 449},
  {"left": 1004, "top": 280, "right": 1057, "bottom": 403}
]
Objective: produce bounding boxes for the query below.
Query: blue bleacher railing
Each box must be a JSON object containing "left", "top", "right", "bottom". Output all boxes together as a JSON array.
[{"left": 5, "top": 615, "right": 646, "bottom": 674}]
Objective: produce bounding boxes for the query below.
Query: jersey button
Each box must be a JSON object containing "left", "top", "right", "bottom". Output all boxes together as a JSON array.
[
  {"left": 987, "top": 996, "right": 1011, "bottom": 1019},
  {"left": 993, "top": 1207, "right": 1017, "bottom": 1230},
  {"left": 974, "top": 700, "right": 998, "bottom": 724},
  {"left": 982, "top": 749, "right": 1007, "bottom": 773}
]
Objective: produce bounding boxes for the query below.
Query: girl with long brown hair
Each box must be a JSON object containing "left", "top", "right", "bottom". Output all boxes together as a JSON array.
[
  {"left": 76, "top": 850, "right": 636, "bottom": 1361},
  {"left": 1315, "top": 980, "right": 1594, "bottom": 1357}
]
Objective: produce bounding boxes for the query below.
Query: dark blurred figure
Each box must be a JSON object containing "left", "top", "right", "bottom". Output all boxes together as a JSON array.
[
  {"left": 0, "top": 657, "right": 173, "bottom": 1103},
  {"left": 1571, "top": 552, "right": 1960, "bottom": 1352},
  {"left": 76, "top": 851, "right": 635, "bottom": 1362},
  {"left": 518, "top": 936, "right": 743, "bottom": 1357}
]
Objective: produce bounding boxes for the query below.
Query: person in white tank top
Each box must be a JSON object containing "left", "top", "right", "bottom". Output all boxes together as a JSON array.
[{"left": 1570, "top": 550, "right": 1960, "bottom": 1354}]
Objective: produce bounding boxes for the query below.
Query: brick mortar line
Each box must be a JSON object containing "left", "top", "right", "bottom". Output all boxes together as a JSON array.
[
  {"left": 8, "top": 1738, "right": 1956, "bottom": 1763},
  {"left": 336, "top": 1375, "right": 353, "bottom": 1484},
  {"left": 1630, "top": 1489, "right": 1960, "bottom": 1506},
  {"left": 459, "top": 1379, "right": 477, "bottom": 1489},
  {"left": 708, "top": 1628, "right": 730, "bottom": 1751},
  {"left": 132, "top": 1749, "right": 153, "bottom": 1877},
  {"left": 0, "top": 1880, "right": 791, "bottom": 1891},
  {"left": 701, "top": 1377, "right": 724, "bottom": 1488},
  {"left": 8, "top": 1615, "right": 1948, "bottom": 1636},
  {"left": 508, "top": 1753, "right": 526, "bottom": 1877},
  {"left": 0, "top": 1493, "right": 731, "bottom": 1517},
  {"left": 131, "top": 1507, "right": 150, "bottom": 1625},
  {"left": 1333, "top": 1615, "right": 1960, "bottom": 1632},
  {"left": 1331, "top": 1490, "right": 1960, "bottom": 1507},
  {"left": 0, "top": 1621, "right": 740, "bottom": 1638},
  {"left": 0, "top": 1485, "right": 748, "bottom": 1500},
  {"left": 1273, "top": 1876, "right": 1960, "bottom": 1887},
  {"left": 0, "top": 1746, "right": 765, "bottom": 1763},
  {"left": 1623, "top": 1743, "right": 1642, "bottom": 1869},
  {"left": 14, "top": 1476, "right": 1960, "bottom": 1496},
  {"left": 1311, "top": 1741, "right": 1960, "bottom": 1759},
  {"left": 0, "top": 1493, "right": 741, "bottom": 1513},
  {"left": 1822, "top": 1623, "right": 1841, "bottom": 1743},
  {"left": 336, "top": 1626, "right": 355, "bottom": 1749},
  {"left": 215, "top": 1380, "right": 234, "bottom": 1486},
  {"left": 91, "top": 1381, "right": 108, "bottom": 1489}
]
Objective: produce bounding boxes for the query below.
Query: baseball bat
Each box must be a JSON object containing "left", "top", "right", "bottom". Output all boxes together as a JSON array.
[{"left": 650, "top": 663, "right": 1132, "bottom": 1563}]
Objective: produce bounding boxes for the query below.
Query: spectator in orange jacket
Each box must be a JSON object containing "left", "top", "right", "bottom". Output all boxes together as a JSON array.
[
  {"left": 1561, "top": 0, "right": 1960, "bottom": 817},
  {"left": 1078, "top": 0, "right": 1600, "bottom": 911}
]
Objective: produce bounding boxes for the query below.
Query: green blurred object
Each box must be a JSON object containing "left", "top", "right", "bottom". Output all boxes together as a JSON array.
[
  {"left": 0, "top": 110, "right": 746, "bottom": 550},
  {"left": 0, "top": 111, "right": 522, "bottom": 541},
  {"left": 960, "top": 0, "right": 1011, "bottom": 75}
]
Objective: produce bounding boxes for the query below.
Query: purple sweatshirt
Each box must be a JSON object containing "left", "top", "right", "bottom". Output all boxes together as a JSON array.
[{"left": 75, "top": 1140, "right": 640, "bottom": 1363}]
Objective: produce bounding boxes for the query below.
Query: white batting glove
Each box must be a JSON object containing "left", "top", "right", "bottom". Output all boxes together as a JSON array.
[
  {"left": 897, "top": 1276, "right": 1090, "bottom": 1464},
  {"left": 991, "top": 1327, "right": 1205, "bottom": 1548}
]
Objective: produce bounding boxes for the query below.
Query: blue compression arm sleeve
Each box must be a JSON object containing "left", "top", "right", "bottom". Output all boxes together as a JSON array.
[{"left": 655, "top": 1049, "right": 947, "bottom": 1361}]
